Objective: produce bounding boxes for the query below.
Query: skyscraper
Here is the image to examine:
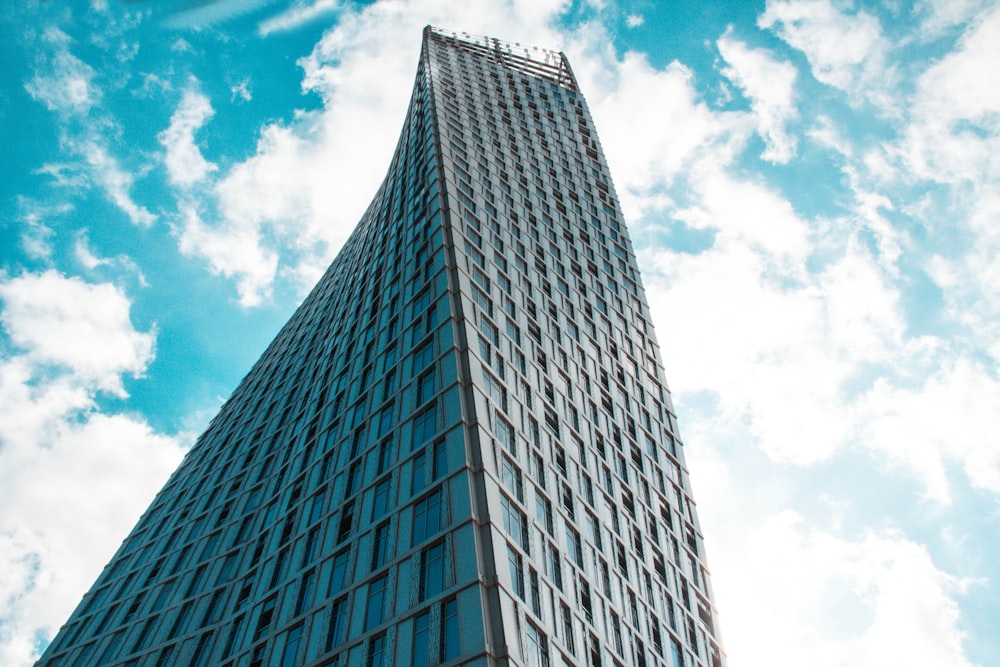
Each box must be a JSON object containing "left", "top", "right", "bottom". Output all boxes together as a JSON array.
[{"left": 37, "top": 26, "right": 724, "bottom": 667}]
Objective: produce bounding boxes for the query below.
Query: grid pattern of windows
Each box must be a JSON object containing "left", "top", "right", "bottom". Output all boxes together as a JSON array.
[{"left": 36, "top": 26, "right": 724, "bottom": 667}]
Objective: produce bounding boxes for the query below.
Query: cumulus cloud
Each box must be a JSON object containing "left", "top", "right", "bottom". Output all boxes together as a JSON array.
[
  {"left": 860, "top": 357, "right": 1000, "bottom": 503},
  {"left": 915, "top": 0, "right": 995, "bottom": 38},
  {"left": 642, "top": 238, "right": 883, "bottom": 465},
  {"left": 712, "top": 510, "right": 973, "bottom": 667},
  {"left": 176, "top": 0, "right": 571, "bottom": 305},
  {"left": 759, "top": 0, "right": 893, "bottom": 109},
  {"left": 717, "top": 34, "right": 799, "bottom": 163},
  {"left": 159, "top": 85, "right": 218, "bottom": 187},
  {"left": 176, "top": 204, "right": 279, "bottom": 307},
  {"left": 0, "top": 271, "right": 154, "bottom": 396},
  {"left": 575, "top": 46, "right": 750, "bottom": 221},
  {"left": 0, "top": 272, "right": 185, "bottom": 667},
  {"left": 901, "top": 3, "right": 1000, "bottom": 185},
  {"left": 888, "top": 6, "right": 1000, "bottom": 373},
  {"left": 674, "top": 164, "right": 811, "bottom": 262}
]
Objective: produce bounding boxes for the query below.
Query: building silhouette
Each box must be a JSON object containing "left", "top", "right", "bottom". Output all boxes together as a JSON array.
[{"left": 37, "top": 27, "right": 725, "bottom": 667}]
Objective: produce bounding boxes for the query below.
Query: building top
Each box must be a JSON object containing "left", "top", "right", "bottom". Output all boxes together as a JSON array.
[{"left": 425, "top": 25, "right": 577, "bottom": 92}]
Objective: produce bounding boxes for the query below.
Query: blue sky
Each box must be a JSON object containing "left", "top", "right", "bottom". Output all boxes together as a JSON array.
[{"left": 2, "top": 0, "right": 998, "bottom": 665}]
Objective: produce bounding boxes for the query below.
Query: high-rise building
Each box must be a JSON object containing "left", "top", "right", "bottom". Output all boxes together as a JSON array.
[{"left": 37, "top": 26, "right": 724, "bottom": 667}]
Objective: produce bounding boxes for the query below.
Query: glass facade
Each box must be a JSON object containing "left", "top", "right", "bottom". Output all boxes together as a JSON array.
[{"left": 36, "top": 26, "right": 724, "bottom": 667}]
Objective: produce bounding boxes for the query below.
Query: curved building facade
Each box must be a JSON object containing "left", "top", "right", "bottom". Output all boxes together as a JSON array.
[{"left": 37, "top": 26, "right": 725, "bottom": 667}]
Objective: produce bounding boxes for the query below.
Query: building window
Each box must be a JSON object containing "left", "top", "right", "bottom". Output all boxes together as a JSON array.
[
  {"left": 433, "top": 439, "right": 447, "bottom": 479},
  {"left": 544, "top": 541, "right": 563, "bottom": 590},
  {"left": 365, "top": 575, "right": 388, "bottom": 630},
  {"left": 566, "top": 525, "right": 583, "bottom": 567},
  {"left": 440, "top": 598, "right": 460, "bottom": 661},
  {"left": 96, "top": 630, "right": 124, "bottom": 664},
  {"left": 329, "top": 549, "right": 351, "bottom": 595},
  {"left": 501, "top": 455, "right": 523, "bottom": 502},
  {"left": 412, "top": 288, "right": 431, "bottom": 321},
  {"left": 368, "top": 632, "right": 389, "bottom": 667},
  {"left": 412, "top": 448, "right": 427, "bottom": 496},
  {"left": 501, "top": 494, "right": 528, "bottom": 551},
  {"left": 412, "top": 489, "right": 442, "bottom": 545},
  {"left": 535, "top": 493, "right": 553, "bottom": 535},
  {"left": 670, "top": 637, "right": 684, "bottom": 667},
  {"left": 484, "top": 371, "right": 508, "bottom": 412},
  {"left": 561, "top": 603, "right": 575, "bottom": 655},
  {"left": 326, "top": 596, "right": 348, "bottom": 652},
  {"left": 412, "top": 439, "right": 447, "bottom": 495},
  {"left": 252, "top": 596, "right": 276, "bottom": 641},
  {"left": 371, "top": 522, "right": 392, "bottom": 571},
  {"left": 378, "top": 405, "right": 395, "bottom": 437},
  {"left": 191, "top": 631, "right": 212, "bottom": 664},
  {"left": 417, "top": 368, "right": 436, "bottom": 404},
  {"left": 495, "top": 415, "right": 515, "bottom": 453},
  {"left": 525, "top": 620, "right": 550, "bottom": 667},
  {"left": 303, "top": 526, "right": 321, "bottom": 566},
  {"left": 309, "top": 488, "right": 327, "bottom": 525},
  {"left": 295, "top": 569, "right": 316, "bottom": 615},
  {"left": 412, "top": 404, "right": 438, "bottom": 448},
  {"left": 202, "top": 588, "right": 226, "bottom": 627},
  {"left": 419, "top": 541, "right": 446, "bottom": 600},
  {"left": 507, "top": 543, "right": 525, "bottom": 600},
  {"left": 383, "top": 369, "right": 398, "bottom": 401},
  {"left": 280, "top": 624, "right": 303, "bottom": 667},
  {"left": 529, "top": 567, "right": 541, "bottom": 617},
  {"left": 413, "top": 340, "right": 434, "bottom": 375},
  {"left": 412, "top": 611, "right": 430, "bottom": 667},
  {"left": 222, "top": 613, "right": 245, "bottom": 657},
  {"left": 372, "top": 478, "right": 391, "bottom": 519},
  {"left": 378, "top": 439, "right": 395, "bottom": 475},
  {"left": 337, "top": 501, "right": 355, "bottom": 543}
]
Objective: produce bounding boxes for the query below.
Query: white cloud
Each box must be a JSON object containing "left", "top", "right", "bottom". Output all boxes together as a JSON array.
[
  {"left": 231, "top": 78, "right": 252, "bottom": 102},
  {"left": 642, "top": 214, "right": 918, "bottom": 470},
  {"left": 258, "top": 0, "right": 341, "bottom": 36},
  {"left": 625, "top": 14, "right": 644, "bottom": 28},
  {"left": 176, "top": 204, "right": 279, "bottom": 307},
  {"left": 710, "top": 509, "right": 974, "bottom": 667},
  {"left": 574, "top": 45, "right": 750, "bottom": 221},
  {"left": 0, "top": 272, "right": 185, "bottom": 667},
  {"left": 73, "top": 233, "right": 107, "bottom": 270},
  {"left": 0, "top": 271, "right": 154, "bottom": 396},
  {"left": 893, "top": 6, "right": 1000, "bottom": 370},
  {"left": 15, "top": 198, "right": 72, "bottom": 262},
  {"left": 644, "top": 241, "right": 844, "bottom": 464},
  {"left": 901, "top": 4, "right": 1000, "bottom": 185},
  {"left": 759, "top": 0, "right": 893, "bottom": 109},
  {"left": 24, "top": 28, "right": 100, "bottom": 116},
  {"left": 915, "top": 0, "right": 995, "bottom": 38},
  {"left": 25, "top": 22, "right": 155, "bottom": 228},
  {"left": 158, "top": 85, "right": 218, "bottom": 187},
  {"left": 717, "top": 34, "right": 799, "bottom": 163},
  {"left": 162, "top": 0, "right": 282, "bottom": 29},
  {"left": 78, "top": 141, "right": 157, "bottom": 227},
  {"left": 178, "top": 0, "right": 572, "bottom": 305},
  {"left": 676, "top": 164, "right": 811, "bottom": 262},
  {"left": 860, "top": 357, "right": 1000, "bottom": 503}
]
